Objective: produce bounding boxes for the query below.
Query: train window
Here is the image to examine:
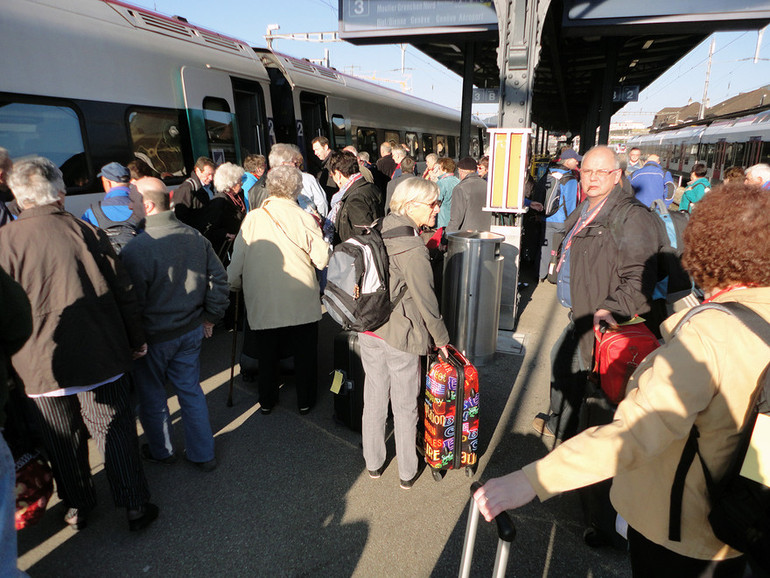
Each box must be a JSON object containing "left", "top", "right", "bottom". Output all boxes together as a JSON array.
[
  {"left": 436, "top": 136, "right": 446, "bottom": 157},
  {"left": 705, "top": 144, "right": 715, "bottom": 168},
  {"left": 203, "top": 97, "right": 236, "bottom": 165},
  {"left": 423, "top": 134, "right": 434, "bottom": 155},
  {"left": 733, "top": 142, "right": 745, "bottom": 167},
  {"left": 470, "top": 137, "right": 481, "bottom": 158},
  {"left": 447, "top": 136, "right": 456, "bottom": 159},
  {"left": 331, "top": 115, "right": 346, "bottom": 149},
  {"left": 405, "top": 132, "right": 419, "bottom": 159},
  {"left": 385, "top": 131, "right": 400, "bottom": 148},
  {"left": 356, "top": 127, "right": 378, "bottom": 160},
  {"left": 0, "top": 100, "right": 87, "bottom": 187},
  {"left": 128, "top": 109, "right": 186, "bottom": 179}
]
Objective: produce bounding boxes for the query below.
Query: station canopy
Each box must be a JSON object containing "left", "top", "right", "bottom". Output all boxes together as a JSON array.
[{"left": 340, "top": 0, "right": 770, "bottom": 134}]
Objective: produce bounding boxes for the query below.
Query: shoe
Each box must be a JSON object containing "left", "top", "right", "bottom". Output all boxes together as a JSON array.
[
  {"left": 532, "top": 415, "right": 555, "bottom": 438},
  {"left": 368, "top": 466, "right": 384, "bottom": 479},
  {"left": 186, "top": 455, "right": 217, "bottom": 472},
  {"left": 64, "top": 507, "right": 89, "bottom": 531},
  {"left": 141, "top": 444, "right": 178, "bottom": 465},
  {"left": 299, "top": 406, "right": 311, "bottom": 416},
  {"left": 127, "top": 503, "right": 159, "bottom": 531},
  {"left": 400, "top": 471, "right": 421, "bottom": 490},
  {"left": 260, "top": 406, "right": 272, "bottom": 415}
]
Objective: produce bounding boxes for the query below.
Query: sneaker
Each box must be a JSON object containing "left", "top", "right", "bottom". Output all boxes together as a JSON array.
[
  {"left": 140, "top": 444, "right": 178, "bottom": 465},
  {"left": 186, "top": 455, "right": 217, "bottom": 472},
  {"left": 299, "top": 406, "right": 311, "bottom": 416},
  {"left": 64, "top": 507, "right": 89, "bottom": 531},
  {"left": 368, "top": 466, "right": 384, "bottom": 479},
  {"left": 127, "top": 503, "right": 159, "bottom": 531},
  {"left": 260, "top": 406, "right": 272, "bottom": 415},
  {"left": 400, "top": 472, "right": 420, "bottom": 490},
  {"left": 532, "top": 415, "right": 555, "bottom": 438}
]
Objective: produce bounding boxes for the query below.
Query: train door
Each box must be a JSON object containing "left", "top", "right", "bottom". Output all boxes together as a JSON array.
[
  {"left": 712, "top": 140, "right": 727, "bottom": 181},
  {"left": 181, "top": 66, "right": 240, "bottom": 165},
  {"left": 299, "top": 91, "right": 328, "bottom": 172},
  {"left": 232, "top": 78, "right": 268, "bottom": 156},
  {"left": 266, "top": 67, "right": 296, "bottom": 147},
  {"left": 746, "top": 137, "right": 762, "bottom": 166}
]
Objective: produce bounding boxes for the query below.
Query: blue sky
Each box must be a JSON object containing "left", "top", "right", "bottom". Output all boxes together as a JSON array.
[{"left": 129, "top": 0, "right": 769, "bottom": 126}]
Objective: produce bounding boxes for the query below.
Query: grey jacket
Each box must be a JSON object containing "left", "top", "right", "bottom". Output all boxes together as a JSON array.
[
  {"left": 374, "top": 213, "right": 450, "bottom": 355},
  {"left": 121, "top": 210, "right": 229, "bottom": 344},
  {"left": 446, "top": 172, "right": 492, "bottom": 233}
]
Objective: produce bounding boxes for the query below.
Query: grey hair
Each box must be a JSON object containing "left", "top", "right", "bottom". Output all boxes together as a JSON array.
[
  {"left": 380, "top": 142, "right": 392, "bottom": 154},
  {"left": 583, "top": 145, "right": 620, "bottom": 170},
  {"left": 0, "top": 147, "right": 12, "bottom": 172},
  {"left": 8, "top": 156, "right": 64, "bottom": 208},
  {"left": 269, "top": 143, "right": 302, "bottom": 168},
  {"left": 358, "top": 151, "right": 370, "bottom": 162},
  {"left": 267, "top": 165, "right": 303, "bottom": 200},
  {"left": 425, "top": 153, "right": 438, "bottom": 165},
  {"left": 392, "top": 148, "right": 407, "bottom": 163},
  {"left": 390, "top": 177, "right": 438, "bottom": 216},
  {"left": 213, "top": 162, "right": 245, "bottom": 194},
  {"left": 746, "top": 163, "right": 770, "bottom": 183}
]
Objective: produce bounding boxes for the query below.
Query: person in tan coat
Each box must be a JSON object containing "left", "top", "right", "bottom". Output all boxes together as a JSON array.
[
  {"left": 227, "top": 165, "right": 330, "bottom": 415},
  {"left": 474, "top": 182, "right": 770, "bottom": 577}
]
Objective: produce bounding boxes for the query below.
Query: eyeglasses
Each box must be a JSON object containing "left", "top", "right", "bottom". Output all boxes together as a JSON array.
[
  {"left": 579, "top": 168, "right": 620, "bottom": 179},
  {"left": 415, "top": 200, "right": 441, "bottom": 209}
]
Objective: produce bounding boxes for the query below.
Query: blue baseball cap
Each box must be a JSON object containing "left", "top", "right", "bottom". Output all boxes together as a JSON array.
[{"left": 98, "top": 162, "right": 130, "bottom": 183}]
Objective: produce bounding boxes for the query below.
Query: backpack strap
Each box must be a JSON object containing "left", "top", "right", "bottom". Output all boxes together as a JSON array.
[
  {"left": 379, "top": 224, "right": 418, "bottom": 309},
  {"left": 668, "top": 302, "right": 770, "bottom": 542}
]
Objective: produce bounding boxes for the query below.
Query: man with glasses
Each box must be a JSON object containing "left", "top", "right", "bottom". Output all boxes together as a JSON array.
[{"left": 533, "top": 146, "right": 659, "bottom": 441}]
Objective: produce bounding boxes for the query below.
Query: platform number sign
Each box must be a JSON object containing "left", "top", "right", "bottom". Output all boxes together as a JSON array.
[
  {"left": 349, "top": 0, "right": 369, "bottom": 17},
  {"left": 613, "top": 85, "right": 639, "bottom": 102}
]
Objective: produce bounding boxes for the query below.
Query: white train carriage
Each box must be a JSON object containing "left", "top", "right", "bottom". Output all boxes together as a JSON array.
[{"left": 0, "top": 0, "right": 483, "bottom": 216}]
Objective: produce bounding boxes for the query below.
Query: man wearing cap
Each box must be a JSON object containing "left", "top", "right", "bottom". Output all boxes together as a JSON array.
[
  {"left": 446, "top": 157, "right": 492, "bottom": 233},
  {"left": 81, "top": 162, "right": 140, "bottom": 226},
  {"left": 538, "top": 148, "right": 581, "bottom": 280},
  {"left": 629, "top": 154, "right": 675, "bottom": 207}
]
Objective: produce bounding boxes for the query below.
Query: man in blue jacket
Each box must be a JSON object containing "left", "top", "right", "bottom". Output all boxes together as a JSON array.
[
  {"left": 539, "top": 148, "right": 581, "bottom": 280},
  {"left": 629, "top": 154, "right": 675, "bottom": 207}
]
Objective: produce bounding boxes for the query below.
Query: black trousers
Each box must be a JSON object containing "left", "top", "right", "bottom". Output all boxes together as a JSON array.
[
  {"left": 628, "top": 526, "right": 746, "bottom": 578},
  {"left": 31, "top": 376, "right": 150, "bottom": 510},
  {"left": 253, "top": 322, "right": 318, "bottom": 411},
  {"left": 547, "top": 321, "right": 590, "bottom": 440}
]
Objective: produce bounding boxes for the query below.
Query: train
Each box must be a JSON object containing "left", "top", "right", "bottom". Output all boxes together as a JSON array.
[
  {"left": 0, "top": 0, "right": 486, "bottom": 215},
  {"left": 626, "top": 109, "right": 770, "bottom": 183}
]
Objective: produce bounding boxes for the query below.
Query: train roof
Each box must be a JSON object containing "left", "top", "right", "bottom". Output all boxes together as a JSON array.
[{"left": 700, "top": 110, "right": 770, "bottom": 143}]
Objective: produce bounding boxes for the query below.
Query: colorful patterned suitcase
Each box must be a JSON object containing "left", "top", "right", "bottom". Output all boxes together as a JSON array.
[{"left": 423, "top": 345, "right": 479, "bottom": 480}]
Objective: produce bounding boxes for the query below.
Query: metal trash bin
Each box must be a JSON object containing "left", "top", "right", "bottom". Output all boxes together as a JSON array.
[{"left": 441, "top": 231, "right": 505, "bottom": 366}]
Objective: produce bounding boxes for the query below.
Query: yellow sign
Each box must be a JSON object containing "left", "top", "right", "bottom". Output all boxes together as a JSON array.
[{"left": 486, "top": 128, "right": 531, "bottom": 213}]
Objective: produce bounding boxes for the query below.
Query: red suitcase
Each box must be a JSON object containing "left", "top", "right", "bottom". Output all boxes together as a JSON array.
[{"left": 423, "top": 345, "right": 479, "bottom": 480}]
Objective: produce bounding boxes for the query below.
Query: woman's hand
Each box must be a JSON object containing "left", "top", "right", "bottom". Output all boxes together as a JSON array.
[{"left": 473, "top": 470, "right": 537, "bottom": 522}]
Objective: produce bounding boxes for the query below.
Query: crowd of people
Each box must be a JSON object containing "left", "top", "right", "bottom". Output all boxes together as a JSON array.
[
  {"left": 0, "top": 139, "right": 495, "bottom": 573},
  {"left": 2, "top": 137, "right": 769, "bottom": 576}
]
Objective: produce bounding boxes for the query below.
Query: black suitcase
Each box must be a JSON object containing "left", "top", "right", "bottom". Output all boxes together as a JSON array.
[
  {"left": 332, "top": 331, "right": 366, "bottom": 432},
  {"left": 576, "top": 383, "right": 627, "bottom": 549}
]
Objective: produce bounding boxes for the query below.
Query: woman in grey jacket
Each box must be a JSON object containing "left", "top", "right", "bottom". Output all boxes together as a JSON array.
[{"left": 360, "top": 177, "right": 450, "bottom": 489}]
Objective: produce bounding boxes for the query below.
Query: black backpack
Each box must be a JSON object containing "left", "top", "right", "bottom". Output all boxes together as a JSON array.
[
  {"left": 668, "top": 302, "right": 770, "bottom": 572},
  {"left": 90, "top": 202, "right": 141, "bottom": 255},
  {"left": 322, "top": 220, "right": 414, "bottom": 332}
]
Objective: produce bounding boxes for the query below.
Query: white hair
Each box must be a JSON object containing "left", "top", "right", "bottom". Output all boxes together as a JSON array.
[
  {"left": 746, "top": 163, "right": 770, "bottom": 184},
  {"left": 390, "top": 177, "right": 437, "bottom": 216},
  {"left": 8, "top": 156, "right": 64, "bottom": 208},
  {"left": 213, "top": 162, "right": 245, "bottom": 194},
  {"left": 0, "top": 147, "right": 12, "bottom": 172},
  {"left": 267, "top": 165, "right": 303, "bottom": 200},
  {"left": 269, "top": 143, "right": 302, "bottom": 168},
  {"left": 392, "top": 148, "right": 407, "bottom": 163},
  {"left": 358, "top": 151, "right": 370, "bottom": 162}
]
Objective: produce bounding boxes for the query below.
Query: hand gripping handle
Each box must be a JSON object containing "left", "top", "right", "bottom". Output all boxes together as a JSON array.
[{"left": 459, "top": 483, "right": 516, "bottom": 578}]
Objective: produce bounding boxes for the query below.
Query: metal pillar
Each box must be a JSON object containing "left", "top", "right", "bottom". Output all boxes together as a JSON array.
[
  {"left": 582, "top": 71, "right": 602, "bottom": 151},
  {"left": 493, "top": 0, "right": 545, "bottom": 331},
  {"left": 598, "top": 38, "right": 620, "bottom": 145},
  {"left": 459, "top": 42, "right": 476, "bottom": 159}
]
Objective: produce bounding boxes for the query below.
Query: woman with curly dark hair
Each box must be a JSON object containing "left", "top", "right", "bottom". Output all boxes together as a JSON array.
[{"left": 474, "top": 182, "right": 770, "bottom": 577}]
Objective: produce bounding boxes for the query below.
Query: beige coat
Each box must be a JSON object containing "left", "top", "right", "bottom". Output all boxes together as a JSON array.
[
  {"left": 523, "top": 287, "right": 770, "bottom": 560},
  {"left": 227, "top": 197, "right": 330, "bottom": 330}
]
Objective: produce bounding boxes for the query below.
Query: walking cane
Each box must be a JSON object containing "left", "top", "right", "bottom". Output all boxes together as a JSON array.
[{"left": 227, "top": 291, "right": 239, "bottom": 407}]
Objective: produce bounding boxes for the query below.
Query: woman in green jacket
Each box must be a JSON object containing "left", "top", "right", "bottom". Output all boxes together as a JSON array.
[{"left": 679, "top": 163, "right": 710, "bottom": 212}]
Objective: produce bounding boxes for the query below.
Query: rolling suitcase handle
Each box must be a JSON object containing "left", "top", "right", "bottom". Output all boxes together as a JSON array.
[{"left": 459, "top": 482, "right": 516, "bottom": 578}]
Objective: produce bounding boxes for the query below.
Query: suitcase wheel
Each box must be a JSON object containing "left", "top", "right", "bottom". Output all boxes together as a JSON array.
[
  {"left": 465, "top": 466, "right": 475, "bottom": 478},
  {"left": 431, "top": 469, "right": 444, "bottom": 482}
]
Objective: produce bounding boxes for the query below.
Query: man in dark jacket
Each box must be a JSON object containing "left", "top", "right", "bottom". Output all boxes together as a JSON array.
[
  {"left": 312, "top": 136, "right": 338, "bottom": 202},
  {"left": 122, "top": 178, "right": 229, "bottom": 472},
  {"left": 329, "top": 151, "right": 383, "bottom": 244},
  {"left": 385, "top": 156, "right": 417, "bottom": 212},
  {"left": 534, "top": 146, "right": 659, "bottom": 441},
  {"left": 375, "top": 142, "right": 396, "bottom": 183},
  {"left": 0, "top": 156, "right": 158, "bottom": 532},
  {"left": 173, "top": 156, "right": 216, "bottom": 231},
  {"left": 446, "top": 157, "right": 492, "bottom": 233}
]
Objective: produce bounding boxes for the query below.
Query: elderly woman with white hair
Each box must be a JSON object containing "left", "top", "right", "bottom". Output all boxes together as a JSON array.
[
  {"left": 203, "top": 162, "right": 247, "bottom": 263},
  {"left": 227, "top": 165, "right": 330, "bottom": 415},
  {"left": 360, "top": 178, "right": 450, "bottom": 490},
  {"left": 0, "top": 157, "right": 157, "bottom": 531}
]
